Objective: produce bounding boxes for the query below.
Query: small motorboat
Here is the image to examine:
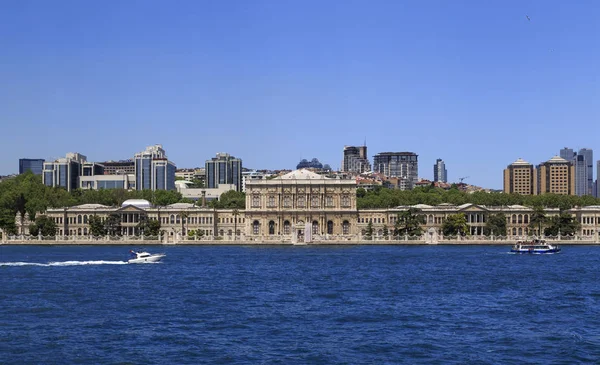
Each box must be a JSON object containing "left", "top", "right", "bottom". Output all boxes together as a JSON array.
[
  {"left": 511, "top": 239, "right": 561, "bottom": 254},
  {"left": 128, "top": 250, "right": 166, "bottom": 264}
]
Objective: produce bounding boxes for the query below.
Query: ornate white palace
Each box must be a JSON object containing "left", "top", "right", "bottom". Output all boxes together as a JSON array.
[{"left": 4, "top": 169, "right": 600, "bottom": 244}]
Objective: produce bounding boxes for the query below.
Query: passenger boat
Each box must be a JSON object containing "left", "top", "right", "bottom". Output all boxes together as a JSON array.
[
  {"left": 511, "top": 239, "right": 561, "bottom": 254},
  {"left": 128, "top": 250, "right": 166, "bottom": 263}
]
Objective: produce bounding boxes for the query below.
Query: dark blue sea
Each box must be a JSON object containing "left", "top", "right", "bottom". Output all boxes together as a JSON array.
[{"left": 1, "top": 244, "right": 599, "bottom": 364}]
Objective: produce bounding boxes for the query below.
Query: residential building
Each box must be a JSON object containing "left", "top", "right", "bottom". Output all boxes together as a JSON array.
[
  {"left": 433, "top": 158, "right": 447, "bottom": 183},
  {"left": 373, "top": 152, "right": 418, "bottom": 190},
  {"left": 134, "top": 145, "right": 177, "bottom": 191},
  {"left": 343, "top": 145, "right": 371, "bottom": 173},
  {"left": 100, "top": 160, "right": 135, "bottom": 175},
  {"left": 536, "top": 156, "right": 575, "bottom": 195},
  {"left": 42, "top": 152, "right": 87, "bottom": 192},
  {"left": 19, "top": 158, "right": 45, "bottom": 175},
  {"left": 503, "top": 158, "right": 536, "bottom": 195},
  {"left": 205, "top": 153, "right": 242, "bottom": 191}
]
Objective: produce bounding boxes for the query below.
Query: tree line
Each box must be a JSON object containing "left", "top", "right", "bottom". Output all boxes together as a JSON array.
[{"left": 356, "top": 185, "right": 600, "bottom": 210}]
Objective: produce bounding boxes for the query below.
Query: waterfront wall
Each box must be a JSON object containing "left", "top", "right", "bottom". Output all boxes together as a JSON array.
[{"left": 2, "top": 233, "right": 599, "bottom": 245}]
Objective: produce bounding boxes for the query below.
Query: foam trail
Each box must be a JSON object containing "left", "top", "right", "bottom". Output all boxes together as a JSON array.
[{"left": 0, "top": 260, "right": 129, "bottom": 267}]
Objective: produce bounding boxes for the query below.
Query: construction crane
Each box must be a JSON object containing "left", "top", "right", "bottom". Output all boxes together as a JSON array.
[{"left": 459, "top": 176, "right": 469, "bottom": 184}]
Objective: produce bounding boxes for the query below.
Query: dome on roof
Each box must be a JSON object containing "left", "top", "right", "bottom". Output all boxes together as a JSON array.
[{"left": 121, "top": 199, "right": 152, "bottom": 209}]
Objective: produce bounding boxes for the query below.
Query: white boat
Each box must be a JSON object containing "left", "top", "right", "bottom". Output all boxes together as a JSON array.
[
  {"left": 511, "top": 239, "right": 561, "bottom": 254},
  {"left": 128, "top": 250, "right": 166, "bottom": 263}
]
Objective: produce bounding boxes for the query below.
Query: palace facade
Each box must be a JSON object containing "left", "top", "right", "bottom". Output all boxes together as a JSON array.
[{"left": 12, "top": 169, "right": 600, "bottom": 242}]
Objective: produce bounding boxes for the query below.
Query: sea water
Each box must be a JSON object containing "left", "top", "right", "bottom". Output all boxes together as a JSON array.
[{"left": 1, "top": 244, "right": 599, "bottom": 364}]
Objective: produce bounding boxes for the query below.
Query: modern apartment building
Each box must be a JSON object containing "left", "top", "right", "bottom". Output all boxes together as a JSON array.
[
  {"left": 205, "top": 153, "right": 242, "bottom": 191},
  {"left": 343, "top": 145, "right": 371, "bottom": 173},
  {"left": 536, "top": 156, "right": 575, "bottom": 195},
  {"left": 433, "top": 158, "right": 447, "bottom": 183},
  {"left": 19, "top": 158, "right": 45, "bottom": 175},
  {"left": 503, "top": 158, "right": 536, "bottom": 195},
  {"left": 134, "top": 145, "right": 177, "bottom": 191},
  {"left": 373, "top": 152, "right": 418, "bottom": 190},
  {"left": 42, "top": 153, "right": 87, "bottom": 191}
]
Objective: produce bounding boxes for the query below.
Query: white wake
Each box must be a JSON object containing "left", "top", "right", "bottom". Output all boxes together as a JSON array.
[{"left": 0, "top": 260, "right": 129, "bottom": 267}]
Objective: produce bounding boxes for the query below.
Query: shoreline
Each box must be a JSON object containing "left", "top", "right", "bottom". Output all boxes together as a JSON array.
[{"left": 1, "top": 240, "right": 599, "bottom": 246}]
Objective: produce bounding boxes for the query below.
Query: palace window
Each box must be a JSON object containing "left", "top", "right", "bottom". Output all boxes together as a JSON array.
[
  {"left": 268, "top": 196, "right": 276, "bottom": 208},
  {"left": 283, "top": 196, "right": 291, "bottom": 208},
  {"left": 252, "top": 195, "right": 261, "bottom": 208},
  {"left": 283, "top": 220, "right": 291, "bottom": 235},
  {"left": 253, "top": 221, "right": 260, "bottom": 235},
  {"left": 342, "top": 220, "right": 350, "bottom": 235},
  {"left": 326, "top": 196, "right": 334, "bottom": 207},
  {"left": 311, "top": 196, "right": 320, "bottom": 208},
  {"left": 297, "top": 197, "right": 305, "bottom": 208},
  {"left": 341, "top": 195, "right": 350, "bottom": 207}
]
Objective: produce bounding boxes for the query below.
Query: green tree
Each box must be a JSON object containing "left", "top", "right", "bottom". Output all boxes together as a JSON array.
[
  {"left": 28, "top": 215, "right": 57, "bottom": 237},
  {"left": 137, "top": 216, "right": 161, "bottom": 237},
  {"left": 383, "top": 225, "right": 389, "bottom": 238},
  {"left": 105, "top": 213, "right": 122, "bottom": 236},
  {"left": 356, "top": 187, "right": 367, "bottom": 198},
  {"left": 442, "top": 213, "right": 469, "bottom": 236},
  {"left": 394, "top": 208, "right": 425, "bottom": 236},
  {"left": 210, "top": 190, "right": 246, "bottom": 209},
  {"left": 544, "top": 211, "right": 581, "bottom": 237},
  {"left": 529, "top": 206, "right": 547, "bottom": 237},
  {"left": 88, "top": 215, "right": 106, "bottom": 237},
  {"left": 365, "top": 221, "right": 373, "bottom": 240},
  {"left": 483, "top": 213, "right": 507, "bottom": 236}
]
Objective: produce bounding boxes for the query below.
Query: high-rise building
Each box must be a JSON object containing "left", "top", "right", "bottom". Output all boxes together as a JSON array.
[
  {"left": 373, "top": 152, "right": 418, "bottom": 190},
  {"left": 503, "top": 158, "right": 536, "bottom": 195},
  {"left": 134, "top": 145, "right": 176, "bottom": 191},
  {"left": 536, "top": 156, "right": 575, "bottom": 195},
  {"left": 343, "top": 145, "right": 371, "bottom": 173},
  {"left": 597, "top": 160, "right": 600, "bottom": 198},
  {"left": 433, "top": 158, "right": 447, "bottom": 183},
  {"left": 559, "top": 147, "right": 575, "bottom": 162},
  {"left": 578, "top": 148, "right": 594, "bottom": 195},
  {"left": 205, "top": 153, "right": 242, "bottom": 191},
  {"left": 19, "top": 158, "right": 45, "bottom": 175},
  {"left": 574, "top": 154, "right": 588, "bottom": 196},
  {"left": 42, "top": 153, "right": 87, "bottom": 191}
]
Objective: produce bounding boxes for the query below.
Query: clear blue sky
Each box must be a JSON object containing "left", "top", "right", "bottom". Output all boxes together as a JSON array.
[{"left": 1, "top": 0, "right": 598, "bottom": 189}]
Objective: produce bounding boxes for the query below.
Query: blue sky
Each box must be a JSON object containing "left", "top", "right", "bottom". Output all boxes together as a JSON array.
[{"left": 1, "top": 0, "right": 598, "bottom": 189}]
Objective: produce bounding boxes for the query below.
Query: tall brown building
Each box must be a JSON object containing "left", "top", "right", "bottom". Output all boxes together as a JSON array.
[
  {"left": 536, "top": 156, "right": 575, "bottom": 195},
  {"left": 503, "top": 158, "right": 536, "bottom": 195}
]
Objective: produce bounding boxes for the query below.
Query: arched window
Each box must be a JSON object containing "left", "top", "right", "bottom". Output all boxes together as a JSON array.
[
  {"left": 83, "top": 215, "right": 88, "bottom": 224},
  {"left": 342, "top": 220, "right": 350, "bottom": 235},
  {"left": 77, "top": 215, "right": 82, "bottom": 224},
  {"left": 518, "top": 214, "right": 523, "bottom": 224},
  {"left": 524, "top": 215, "right": 529, "bottom": 224},
  {"left": 269, "top": 221, "right": 275, "bottom": 235},
  {"left": 518, "top": 228, "right": 523, "bottom": 236},
  {"left": 327, "top": 220, "right": 333, "bottom": 235},
  {"left": 176, "top": 215, "right": 180, "bottom": 224},
  {"left": 253, "top": 221, "right": 260, "bottom": 235},
  {"left": 77, "top": 228, "right": 82, "bottom": 235},
  {"left": 512, "top": 228, "right": 517, "bottom": 236},
  {"left": 83, "top": 228, "right": 88, "bottom": 235},
  {"left": 219, "top": 229, "right": 224, "bottom": 236},
  {"left": 170, "top": 215, "right": 175, "bottom": 224},
  {"left": 283, "top": 221, "right": 291, "bottom": 235},
  {"left": 312, "top": 221, "right": 319, "bottom": 235},
  {"left": 228, "top": 229, "right": 232, "bottom": 236},
  {"left": 511, "top": 214, "right": 517, "bottom": 224}
]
